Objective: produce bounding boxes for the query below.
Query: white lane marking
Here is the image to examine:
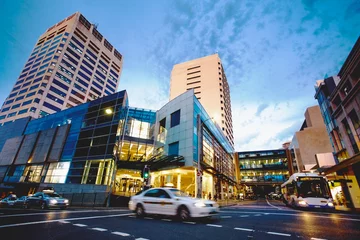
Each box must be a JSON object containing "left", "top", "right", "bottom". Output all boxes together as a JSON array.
[
  {"left": 144, "top": 217, "right": 153, "bottom": 220},
  {"left": 128, "top": 215, "right": 136, "bottom": 218},
  {"left": 220, "top": 216, "right": 232, "bottom": 218},
  {"left": 58, "top": 220, "right": 71, "bottom": 224},
  {"left": 73, "top": 224, "right": 87, "bottom": 227},
  {"left": 135, "top": 238, "right": 149, "bottom": 240},
  {"left": 264, "top": 213, "right": 270, "bottom": 215},
  {"left": 240, "top": 215, "right": 249, "bottom": 217},
  {"left": 266, "top": 199, "right": 283, "bottom": 210},
  {"left": 222, "top": 210, "right": 360, "bottom": 222},
  {"left": 161, "top": 219, "right": 172, "bottom": 221},
  {"left": 206, "top": 224, "right": 222, "bottom": 228},
  {"left": 254, "top": 214, "right": 261, "bottom": 216},
  {"left": 91, "top": 227, "right": 107, "bottom": 232},
  {"left": 311, "top": 238, "right": 328, "bottom": 240},
  {"left": 112, "top": 232, "right": 130, "bottom": 236},
  {"left": 267, "top": 232, "right": 291, "bottom": 237},
  {"left": 234, "top": 227, "right": 254, "bottom": 232},
  {"left": 0, "top": 209, "right": 130, "bottom": 218},
  {"left": 0, "top": 213, "right": 132, "bottom": 229},
  {"left": 183, "top": 221, "right": 196, "bottom": 224}
]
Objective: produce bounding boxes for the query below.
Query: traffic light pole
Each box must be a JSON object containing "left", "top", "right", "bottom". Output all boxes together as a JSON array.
[{"left": 196, "top": 114, "right": 202, "bottom": 198}]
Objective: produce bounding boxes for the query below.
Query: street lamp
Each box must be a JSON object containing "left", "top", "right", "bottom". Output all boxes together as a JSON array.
[{"left": 196, "top": 114, "right": 214, "bottom": 198}]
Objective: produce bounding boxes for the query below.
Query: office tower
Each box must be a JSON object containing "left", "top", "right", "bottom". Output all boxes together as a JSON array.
[
  {"left": 170, "top": 54, "right": 234, "bottom": 146},
  {"left": 0, "top": 12, "right": 123, "bottom": 125}
]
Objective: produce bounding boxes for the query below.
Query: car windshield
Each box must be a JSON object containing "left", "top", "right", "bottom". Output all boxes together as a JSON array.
[
  {"left": 169, "top": 189, "right": 189, "bottom": 197},
  {"left": 44, "top": 193, "right": 61, "bottom": 198}
]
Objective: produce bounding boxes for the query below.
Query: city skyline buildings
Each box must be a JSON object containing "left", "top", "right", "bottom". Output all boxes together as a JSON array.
[
  {"left": 0, "top": 1, "right": 359, "bottom": 151},
  {"left": 170, "top": 54, "right": 234, "bottom": 146},
  {"left": 0, "top": 12, "right": 123, "bottom": 125}
]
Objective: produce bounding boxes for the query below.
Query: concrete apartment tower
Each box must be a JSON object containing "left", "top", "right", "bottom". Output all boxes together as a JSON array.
[
  {"left": 290, "top": 105, "right": 334, "bottom": 172},
  {"left": 170, "top": 54, "right": 234, "bottom": 146},
  {"left": 0, "top": 12, "right": 123, "bottom": 125}
]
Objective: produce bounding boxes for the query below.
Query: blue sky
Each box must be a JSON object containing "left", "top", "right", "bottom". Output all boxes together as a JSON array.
[{"left": 0, "top": 0, "right": 359, "bottom": 151}]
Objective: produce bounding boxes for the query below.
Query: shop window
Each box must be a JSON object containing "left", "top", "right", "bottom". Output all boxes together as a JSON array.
[{"left": 170, "top": 109, "right": 180, "bottom": 128}]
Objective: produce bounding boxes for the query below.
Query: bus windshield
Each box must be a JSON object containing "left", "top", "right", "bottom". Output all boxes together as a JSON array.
[{"left": 296, "top": 177, "right": 331, "bottom": 198}]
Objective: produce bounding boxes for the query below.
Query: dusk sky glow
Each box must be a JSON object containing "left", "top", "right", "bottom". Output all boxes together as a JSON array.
[{"left": 0, "top": 0, "right": 359, "bottom": 151}]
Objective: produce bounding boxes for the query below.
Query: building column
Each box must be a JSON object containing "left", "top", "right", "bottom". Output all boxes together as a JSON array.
[{"left": 177, "top": 174, "right": 181, "bottom": 190}]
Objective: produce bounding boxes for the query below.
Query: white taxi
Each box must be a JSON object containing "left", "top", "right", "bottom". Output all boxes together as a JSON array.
[{"left": 128, "top": 187, "right": 219, "bottom": 220}]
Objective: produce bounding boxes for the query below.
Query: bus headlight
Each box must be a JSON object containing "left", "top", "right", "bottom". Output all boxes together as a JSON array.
[
  {"left": 327, "top": 202, "right": 334, "bottom": 207},
  {"left": 298, "top": 200, "right": 307, "bottom": 206}
]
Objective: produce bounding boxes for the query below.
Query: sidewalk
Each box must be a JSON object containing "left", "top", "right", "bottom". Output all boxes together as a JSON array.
[{"left": 216, "top": 199, "right": 239, "bottom": 208}]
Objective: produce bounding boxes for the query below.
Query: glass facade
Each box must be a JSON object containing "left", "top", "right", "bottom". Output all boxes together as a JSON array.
[{"left": 238, "top": 150, "right": 289, "bottom": 183}]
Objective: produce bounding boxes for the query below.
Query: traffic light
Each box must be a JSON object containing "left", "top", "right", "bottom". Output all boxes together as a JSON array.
[{"left": 143, "top": 165, "right": 150, "bottom": 179}]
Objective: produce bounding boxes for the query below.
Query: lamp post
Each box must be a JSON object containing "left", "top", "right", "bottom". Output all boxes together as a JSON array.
[
  {"left": 196, "top": 114, "right": 213, "bottom": 199},
  {"left": 106, "top": 106, "right": 129, "bottom": 207}
]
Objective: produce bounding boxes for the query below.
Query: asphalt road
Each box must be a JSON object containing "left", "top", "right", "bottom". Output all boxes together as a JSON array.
[{"left": 0, "top": 199, "right": 359, "bottom": 240}]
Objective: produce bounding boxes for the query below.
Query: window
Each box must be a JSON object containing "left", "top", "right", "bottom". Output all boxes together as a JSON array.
[
  {"left": 99, "top": 60, "right": 109, "bottom": 70},
  {"left": 78, "top": 71, "right": 90, "bottom": 81},
  {"left": 93, "top": 81, "right": 102, "bottom": 90},
  {"left": 28, "top": 68, "right": 38, "bottom": 75},
  {"left": 66, "top": 47, "right": 80, "bottom": 59},
  {"left": 50, "top": 39, "right": 60, "bottom": 46},
  {"left": 26, "top": 91, "right": 36, "bottom": 98},
  {"left": 19, "top": 73, "right": 27, "bottom": 79},
  {"left": 36, "top": 70, "right": 46, "bottom": 76},
  {"left": 107, "top": 79, "right": 116, "bottom": 88},
  {"left": 5, "top": 99, "right": 14, "bottom": 105},
  {"left": 47, "top": 93, "right": 64, "bottom": 104},
  {"left": 35, "top": 56, "right": 44, "bottom": 63},
  {"left": 106, "top": 84, "right": 115, "bottom": 93},
  {"left": 46, "top": 50, "right": 55, "bottom": 57},
  {"left": 86, "top": 49, "right": 97, "bottom": 60},
  {"left": 30, "top": 84, "right": 39, "bottom": 90},
  {"left": 30, "top": 107, "right": 36, "bottom": 112},
  {"left": 50, "top": 86, "right": 66, "bottom": 97},
  {"left": 34, "top": 98, "right": 40, "bottom": 103},
  {"left": 84, "top": 54, "right": 95, "bottom": 65},
  {"left": 82, "top": 60, "right": 94, "bottom": 70},
  {"left": 48, "top": 45, "right": 58, "bottom": 52},
  {"left": 71, "top": 36, "right": 84, "bottom": 48},
  {"left": 76, "top": 77, "right": 89, "bottom": 87},
  {"left": 7, "top": 112, "right": 17, "bottom": 118},
  {"left": 33, "top": 76, "right": 42, "bottom": 84},
  {"left": 11, "top": 104, "right": 21, "bottom": 109},
  {"left": 69, "top": 41, "right": 83, "bottom": 54},
  {"left": 90, "top": 87, "right": 101, "bottom": 96},
  {"left": 53, "top": 79, "right": 69, "bottom": 91},
  {"left": 19, "top": 88, "right": 28, "bottom": 95},
  {"left": 1, "top": 107, "right": 10, "bottom": 112},
  {"left": 58, "top": 65, "right": 74, "bottom": 78},
  {"left": 40, "top": 44, "right": 49, "bottom": 52},
  {"left": 22, "top": 100, "right": 32, "bottom": 106},
  {"left": 144, "top": 189, "right": 159, "bottom": 197},
  {"left": 43, "top": 102, "right": 61, "bottom": 112},
  {"left": 63, "top": 53, "right": 79, "bottom": 65},
  {"left": 18, "top": 109, "right": 28, "bottom": 115},
  {"left": 9, "top": 92, "right": 17, "bottom": 98},
  {"left": 61, "top": 59, "right": 76, "bottom": 71},
  {"left": 168, "top": 141, "right": 179, "bottom": 155},
  {"left": 110, "top": 69, "right": 118, "bottom": 78},
  {"left": 74, "top": 83, "right": 87, "bottom": 93},
  {"left": 96, "top": 70, "right": 106, "bottom": 80},
  {"left": 170, "top": 109, "right": 180, "bottom": 127},
  {"left": 80, "top": 65, "right": 92, "bottom": 76}
]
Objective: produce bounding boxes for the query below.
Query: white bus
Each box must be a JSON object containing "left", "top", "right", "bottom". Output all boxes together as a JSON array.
[{"left": 281, "top": 173, "right": 334, "bottom": 210}]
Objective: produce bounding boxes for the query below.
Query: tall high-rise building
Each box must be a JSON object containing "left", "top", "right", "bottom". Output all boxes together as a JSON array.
[
  {"left": 0, "top": 12, "right": 123, "bottom": 125},
  {"left": 170, "top": 54, "right": 234, "bottom": 146}
]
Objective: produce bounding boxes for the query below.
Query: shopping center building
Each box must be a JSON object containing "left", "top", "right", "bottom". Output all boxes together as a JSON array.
[{"left": 0, "top": 89, "right": 237, "bottom": 202}]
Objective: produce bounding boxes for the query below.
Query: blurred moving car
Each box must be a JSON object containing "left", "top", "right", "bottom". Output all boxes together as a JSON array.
[
  {"left": 0, "top": 194, "right": 17, "bottom": 207},
  {"left": 129, "top": 187, "right": 219, "bottom": 220},
  {"left": 14, "top": 196, "right": 29, "bottom": 208},
  {"left": 26, "top": 190, "right": 69, "bottom": 210}
]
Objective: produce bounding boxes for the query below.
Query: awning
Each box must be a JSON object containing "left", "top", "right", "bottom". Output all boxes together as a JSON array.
[
  {"left": 323, "top": 153, "right": 360, "bottom": 175},
  {"left": 117, "top": 155, "right": 185, "bottom": 171}
]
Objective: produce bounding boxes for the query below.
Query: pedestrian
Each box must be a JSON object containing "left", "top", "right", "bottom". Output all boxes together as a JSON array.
[{"left": 208, "top": 192, "right": 212, "bottom": 200}]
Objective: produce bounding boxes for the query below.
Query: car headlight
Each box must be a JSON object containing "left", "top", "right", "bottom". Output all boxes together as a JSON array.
[
  {"left": 64, "top": 199, "right": 69, "bottom": 203},
  {"left": 49, "top": 199, "right": 57, "bottom": 204},
  {"left": 129, "top": 200, "right": 133, "bottom": 205},
  {"left": 194, "top": 202, "right": 206, "bottom": 208},
  {"left": 328, "top": 202, "right": 334, "bottom": 207},
  {"left": 298, "top": 200, "right": 307, "bottom": 206}
]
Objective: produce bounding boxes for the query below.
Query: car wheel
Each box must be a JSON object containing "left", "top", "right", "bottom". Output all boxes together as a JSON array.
[
  {"left": 135, "top": 204, "right": 145, "bottom": 218},
  {"left": 41, "top": 202, "right": 48, "bottom": 210},
  {"left": 178, "top": 206, "right": 190, "bottom": 221}
]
